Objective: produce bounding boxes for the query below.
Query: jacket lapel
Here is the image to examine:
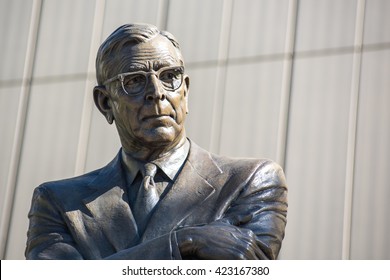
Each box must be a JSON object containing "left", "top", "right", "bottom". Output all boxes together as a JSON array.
[
  {"left": 82, "top": 151, "right": 139, "bottom": 252},
  {"left": 142, "top": 141, "right": 223, "bottom": 241}
]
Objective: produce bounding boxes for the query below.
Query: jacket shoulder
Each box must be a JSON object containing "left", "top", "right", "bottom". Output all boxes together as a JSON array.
[
  {"left": 36, "top": 168, "right": 101, "bottom": 193},
  {"left": 188, "top": 140, "right": 286, "bottom": 187},
  {"left": 213, "top": 154, "right": 285, "bottom": 184},
  {"left": 30, "top": 168, "right": 104, "bottom": 212},
  {"left": 35, "top": 149, "right": 122, "bottom": 194}
]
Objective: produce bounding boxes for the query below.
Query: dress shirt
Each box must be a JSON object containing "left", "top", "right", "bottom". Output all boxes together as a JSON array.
[{"left": 121, "top": 139, "right": 190, "bottom": 210}]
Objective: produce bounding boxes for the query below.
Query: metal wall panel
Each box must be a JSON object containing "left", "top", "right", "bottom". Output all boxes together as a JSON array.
[
  {"left": 185, "top": 67, "right": 219, "bottom": 150},
  {"left": 0, "top": 0, "right": 32, "bottom": 81},
  {"left": 5, "top": 81, "right": 85, "bottom": 259},
  {"left": 281, "top": 54, "right": 353, "bottom": 259},
  {"left": 167, "top": 0, "right": 224, "bottom": 63},
  {"left": 0, "top": 88, "right": 20, "bottom": 218},
  {"left": 363, "top": 0, "right": 390, "bottom": 44},
  {"left": 85, "top": 106, "right": 121, "bottom": 172},
  {"left": 219, "top": 61, "right": 284, "bottom": 159},
  {"left": 0, "top": 0, "right": 35, "bottom": 260},
  {"left": 350, "top": 49, "right": 390, "bottom": 259},
  {"left": 295, "top": 0, "right": 357, "bottom": 51},
  {"left": 101, "top": 0, "right": 160, "bottom": 38},
  {"left": 33, "top": 0, "right": 95, "bottom": 78},
  {"left": 229, "top": 0, "right": 289, "bottom": 58}
]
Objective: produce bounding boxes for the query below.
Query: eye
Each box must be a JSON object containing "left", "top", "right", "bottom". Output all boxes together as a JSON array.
[
  {"left": 159, "top": 69, "right": 181, "bottom": 82},
  {"left": 121, "top": 74, "right": 147, "bottom": 95},
  {"left": 123, "top": 74, "right": 146, "bottom": 86}
]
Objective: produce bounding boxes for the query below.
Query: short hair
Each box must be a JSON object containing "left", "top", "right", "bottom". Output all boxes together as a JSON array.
[{"left": 96, "top": 23, "right": 182, "bottom": 86}]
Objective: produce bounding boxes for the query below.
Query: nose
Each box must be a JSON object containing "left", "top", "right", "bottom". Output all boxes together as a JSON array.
[{"left": 144, "top": 74, "right": 166, "bottom": 101}]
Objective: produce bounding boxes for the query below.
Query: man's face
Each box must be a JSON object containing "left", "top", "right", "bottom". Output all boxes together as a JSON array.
[{"left": 106, "top": 35, "right": 189, "bottom": 152}]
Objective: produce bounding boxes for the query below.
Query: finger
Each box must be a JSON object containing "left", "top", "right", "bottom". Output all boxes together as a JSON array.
[
  {"left": 197, "top": 246, "right": 248, "bottom": 260},
  {"left": 236, "top": 230, "right": 264, "bottom": 259},
  {"left": 226, "top": 214, "right": 253, "bottom": 226}
]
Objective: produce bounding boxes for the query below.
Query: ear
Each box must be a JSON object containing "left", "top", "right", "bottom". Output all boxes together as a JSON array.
[
  {"left": 93, "top": 86, "right": 114, "bottom": 124},
  {"left": 183, "top": 75, "right": 190, "bottom": 114}
]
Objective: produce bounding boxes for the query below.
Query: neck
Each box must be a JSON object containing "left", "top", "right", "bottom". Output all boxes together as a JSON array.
[{"left": 121, "top": 133, "right": 187, "bottom": 162}]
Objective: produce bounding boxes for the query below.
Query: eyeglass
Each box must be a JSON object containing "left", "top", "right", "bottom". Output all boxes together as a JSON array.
[{"left": 103, "top": 66, "right": 185, "bottom": 96}]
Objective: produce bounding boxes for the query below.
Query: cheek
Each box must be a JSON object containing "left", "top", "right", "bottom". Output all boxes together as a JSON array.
[
  {"left": 112, "top": 101, "right": 126, "bottom": 121},
  {"left": 112, "top": 100, "right": 139, "bottom": 127},
  {"left": 170, "top": 93, "right": 188, "bottom": 123}
]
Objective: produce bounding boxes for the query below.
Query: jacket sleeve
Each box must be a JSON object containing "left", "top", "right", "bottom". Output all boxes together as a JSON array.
[
  {"left": 219, "top": 160, "right": 288, "bottom": 259},
  {"left": 25, "top": 186, "right": 84, "bottom": 259},
  {"left": 104, "top": 232, "right": 181, "bottom": 260},
  {"left": 26, "top": 185, "right": 179, "bottom": 260}
]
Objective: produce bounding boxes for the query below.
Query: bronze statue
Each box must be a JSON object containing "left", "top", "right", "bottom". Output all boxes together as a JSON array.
[{"left": 25, "top": 23, "right": 288, "bottom": 260}]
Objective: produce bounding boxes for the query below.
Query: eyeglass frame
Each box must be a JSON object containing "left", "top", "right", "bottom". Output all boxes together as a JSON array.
[{"left": 102, "top": 65, "right": 185, "bottom": 96}]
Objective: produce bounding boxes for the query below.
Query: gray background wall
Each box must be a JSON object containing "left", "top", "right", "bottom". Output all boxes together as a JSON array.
[{"left": 0, "top": 0, "right": 389, "bottom": 260}]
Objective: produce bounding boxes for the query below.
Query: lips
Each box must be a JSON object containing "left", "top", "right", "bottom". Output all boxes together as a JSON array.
[{"left": 142, "top": 113, "right": 174, "bottom": 121}]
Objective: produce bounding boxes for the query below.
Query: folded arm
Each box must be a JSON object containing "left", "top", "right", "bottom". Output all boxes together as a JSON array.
[
  {"left": 26, "top": 161, "right": 287, "bottom": 260},
  {"left": 175, "top": 161, "right": 288, "bottom": 260}
]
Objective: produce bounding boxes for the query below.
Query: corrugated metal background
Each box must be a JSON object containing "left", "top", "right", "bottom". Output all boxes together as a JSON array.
[{"left": 0, "top": 0, "right": 389, "bottom": 259}]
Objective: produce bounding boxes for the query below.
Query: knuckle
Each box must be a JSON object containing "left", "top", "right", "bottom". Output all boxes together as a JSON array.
[{"left": 236, "top": 252, "right": 246, "bottom": 260}]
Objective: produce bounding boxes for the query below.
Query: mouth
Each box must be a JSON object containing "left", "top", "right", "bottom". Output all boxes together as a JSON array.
[{"left": 142, "top": 113, "right": 175, "bottom": 122}]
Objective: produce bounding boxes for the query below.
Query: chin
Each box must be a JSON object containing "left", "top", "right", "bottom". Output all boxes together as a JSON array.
[{"left": 139, "top": 127, "right": 180, "bottom": 146}]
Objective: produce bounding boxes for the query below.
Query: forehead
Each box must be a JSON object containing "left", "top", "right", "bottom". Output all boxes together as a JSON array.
[{"left": 117, "top": 35, "right": 182, "bottom": 70}]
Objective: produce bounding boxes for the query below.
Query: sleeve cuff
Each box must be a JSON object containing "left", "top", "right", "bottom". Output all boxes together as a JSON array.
[{"left": 170, "top": 230, "right": 182, "bottom": 260}]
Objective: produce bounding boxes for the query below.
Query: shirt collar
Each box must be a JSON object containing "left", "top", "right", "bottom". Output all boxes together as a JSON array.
[{"left": 121, "top": 139, "right": 190, "bottom": 184}]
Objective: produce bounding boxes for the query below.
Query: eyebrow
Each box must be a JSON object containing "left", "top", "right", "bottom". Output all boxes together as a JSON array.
[
  {"left": 153, "top": 60, "right": 174, "bottom": 69},
  {"left": 124, "top": 59, "right": 179, "bottom": 72}
]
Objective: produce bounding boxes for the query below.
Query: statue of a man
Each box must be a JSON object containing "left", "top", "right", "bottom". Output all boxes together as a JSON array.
[{"left": 25, "top": 23, "right": 287, "bottom": 260}]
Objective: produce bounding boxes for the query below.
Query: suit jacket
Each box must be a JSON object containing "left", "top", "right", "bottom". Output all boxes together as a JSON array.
[{"left": 25, "top": 140, "right": 287, "bottom": 260}]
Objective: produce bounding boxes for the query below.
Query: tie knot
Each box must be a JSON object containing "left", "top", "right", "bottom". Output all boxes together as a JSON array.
[{"left": 143, "top": 163, "right": 157, "bottom": 177}]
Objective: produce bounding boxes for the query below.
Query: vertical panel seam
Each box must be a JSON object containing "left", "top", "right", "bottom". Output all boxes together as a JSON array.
[
  {"left": 342, "top": 0, "right": 366, "bottom": 260},
  {"left": 74, "top": 0, "right": 106, "bottom": 175},
  {"left": 0, "top": 0, "right": 43, "bottom": 259},
  {"left": 157, "top": 0, "right": 170, "bottom": 30},
  {"left": 276, "top": 0, "right": 299, "bottom": 169},
  {"left": 209, "top": 0, "right": 234, "bottom": 154}
]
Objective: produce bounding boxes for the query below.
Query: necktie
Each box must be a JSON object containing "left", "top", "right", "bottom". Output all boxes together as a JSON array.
[{"left": 133, "top": 163, "right": 159, "bottom": 233}]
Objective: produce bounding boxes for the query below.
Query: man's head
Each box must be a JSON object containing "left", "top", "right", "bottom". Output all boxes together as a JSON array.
[{"left": 94, "top": 23, "right": 190, "bottom": 158}]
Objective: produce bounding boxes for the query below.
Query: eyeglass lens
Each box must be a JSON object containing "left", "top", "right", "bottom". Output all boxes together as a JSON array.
[{"left": 121, "top": 67, "right": 183, "bottom": 95}]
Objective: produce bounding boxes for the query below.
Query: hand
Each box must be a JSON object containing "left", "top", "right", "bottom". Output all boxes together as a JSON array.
[{"left": 176, "top": 223, "right": 263, "bottom": 260}]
